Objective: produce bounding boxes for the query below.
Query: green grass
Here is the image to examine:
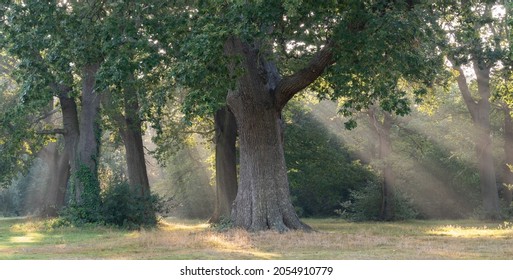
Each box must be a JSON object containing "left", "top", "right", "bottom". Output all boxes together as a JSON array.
[{"left": 1, "top": 217, "right": 513, "bottom": 259}]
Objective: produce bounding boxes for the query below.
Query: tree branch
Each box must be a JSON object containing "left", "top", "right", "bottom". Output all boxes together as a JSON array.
[
  {"left": 452, "top": 65, "right": 478, "bottom": 120},
  {"left": 37, "top": 128, "right": 66, "bottom": 135},
  {"left": 275, "top": 41, "right": 335, "bottom": 110},
  {"left": 32, "top": 108, "right": 60, "bottom": 124},
  {"left": 49, "top": 83, "right": 73, "bottom": 99}
]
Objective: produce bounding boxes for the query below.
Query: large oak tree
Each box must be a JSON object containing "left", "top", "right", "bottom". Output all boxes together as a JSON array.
[{"left": 174, "top": 0, "right": 443, "bottom": 231}]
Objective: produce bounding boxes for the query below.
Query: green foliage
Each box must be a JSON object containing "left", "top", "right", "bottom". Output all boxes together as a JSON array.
[
  {"left": 327, "top": 1, "right": 447, "bottom": 127},
  {"left": 62, "top": 179, "right": 162, "bottom": 229},
  {"left": 101, "top": 181, "right": 161, "bottom": 229},
  {"left": 389, "top": 91, "right": 486, "bottom": 218},
  {"left": 172, "top": 0, "right": 446, "bottom": 126},
  {"left": 155, "top": 143, "right": 215, "bottom": 219},
  {"left": 0, "top": 185, "right": 20, "bottom": 216},
  {"left": 336, "top": 181, "right": 418, "bottom": 221},
  {"left": 66, "top": 165, "right": 102, "bottom": 224},
  {"left": 2, "top": 157, "right": 49, "bottom": 216},
  {"left": 396, "top": 130, "right": 482, "bottom": 218},
  {"left": 210, "top": 216, "right": 234, "bottom": 232},
  {"left": 0, "top": 82, "right": 48, "bottom": 187},
  {"left": 284, "top": 101, "right": 378, "bottom": 217}
]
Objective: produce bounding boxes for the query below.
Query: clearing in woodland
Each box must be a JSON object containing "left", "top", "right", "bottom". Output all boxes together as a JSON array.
[{"left": 1, "top": 217, "right": 513, "bottom": 259}]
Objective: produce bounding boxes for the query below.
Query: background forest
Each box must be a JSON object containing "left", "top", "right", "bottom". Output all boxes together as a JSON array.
[
  {"left": 0, "top": 0, "right": 513, "bottom": 230},
  {"left": 1, "top": 89, "right": 511, "bottom": 221}
]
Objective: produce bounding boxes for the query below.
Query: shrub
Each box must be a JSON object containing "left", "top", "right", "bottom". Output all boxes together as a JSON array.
[
  {"left": 336, "top": 181, "right": 418, "bottom": 221},
  {"left": 210, "top": 216, "right": 233, "bottom": 232},
  {"left": 62, "top": 181, "right": 163, "bottom": 229},
  {"left": 101, "top": 181, "right": 162, "bottom": 229}
]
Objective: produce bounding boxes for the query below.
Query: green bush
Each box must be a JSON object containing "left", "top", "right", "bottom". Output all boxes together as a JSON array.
[
  {"left": 210, "top": 216, "right": 234, "bottom": 232},
  {"left": 62, "top": 181, "right": 163, "bottom": 229},
  {"left": 337, "top": 181, "right": 418, "bottom": 221},
  {"left": 101, "top": 182, "right": 162, "bottom": 229}
]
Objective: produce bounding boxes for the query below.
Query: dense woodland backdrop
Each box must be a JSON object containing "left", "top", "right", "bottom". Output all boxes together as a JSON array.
[{"left": 0, "top": 0, "right": 513, "bottom": 231}]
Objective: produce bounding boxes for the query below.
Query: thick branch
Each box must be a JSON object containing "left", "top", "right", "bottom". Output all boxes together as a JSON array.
[
  {"left": 453, "top": 65, "right": 478, "bottom": 120},
  {"left": 37, "top": 128, "right": 66, "bottom": 135},
  {"left": 32, "top": 108, "right": 60, "bottom": 124},
  {"left": 275, "top": 41, "right": 335, "bottom": 110},
  {"left": 50, "top": 83, "right": 73, "bottom": 98}
]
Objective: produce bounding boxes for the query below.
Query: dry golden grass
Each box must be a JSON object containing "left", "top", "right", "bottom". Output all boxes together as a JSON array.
[{"left": 2, "top": 217, "right": 513, "bottom": 259}]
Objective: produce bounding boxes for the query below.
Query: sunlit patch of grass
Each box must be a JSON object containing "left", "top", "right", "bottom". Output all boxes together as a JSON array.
[
  {"left": 127, "top": 224, "right": 280, "bottom": 259},
  {"left": 9, "top": 232, "right": 44, "bottom": 243},
  {"left": 428, "top": 221, "right": 513, "bottom": 238},
  {"left": 159, "top": 219, "right": 210, "bottom": 232}
]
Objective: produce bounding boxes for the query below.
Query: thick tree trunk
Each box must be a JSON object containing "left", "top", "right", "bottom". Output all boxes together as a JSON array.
[
  {"left": 225, "top": 38, "right": 310, "bottom": 232},
  {"left": 118, "top": 85, "right": 150, "bottom": 196},
  {"left": 454, "top": 63, "right": 500, "bottom": 219},
  {"left": 502, "top": 107, "right": 513, "bottom": 205},
  {"left": 120, "top": 126, "right": 150, "bottom": 196},
  {"left": 230, "top": 102, "right": 308, "bottom": 231},
  {"left": 210, "top": 107, "right": 238, "bottom": 223},
  {"left": 38, "top": 95, "right": 79, "bottom": 216},
  {"left": 475, "top": 120, "right": 499, "bottom": 219},
  {"left": 73, "top": 63, "right": 101, "bottom": 205},
  {"left": 60, "top": 94, "right": 80, "bottom": 204}
]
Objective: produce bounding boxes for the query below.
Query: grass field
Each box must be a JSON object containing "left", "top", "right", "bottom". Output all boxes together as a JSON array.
[{"left": 1, "top": 217, "right": 513, "bottom": 259}]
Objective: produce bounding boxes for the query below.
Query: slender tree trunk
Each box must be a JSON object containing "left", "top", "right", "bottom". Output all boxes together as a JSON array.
[
  {"left": 454, "top": 63, "right": 500, "bottom": 219},
  {"left": 502, "top": 107, "right": 513, "bottom": 204},
  {"left": 225, "top": 38, "right": 310, "bottom": 232},
  {"left": 103, "top": 79, "right": 151, "bottom": 196},
  {"left": 73, "top": 63, "right": 101, "bottom": 206},
  {"left": 369, "top": 109, "right": 395, "bottom": 221},
  {"left": 210, "top": 107, "right": 238, "bottom": 223}
]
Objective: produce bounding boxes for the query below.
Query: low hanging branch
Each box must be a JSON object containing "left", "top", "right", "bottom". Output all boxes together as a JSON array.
[
  {"left": 37, "top": 128, "right": 67, "bottom": 135},
  {"left": 31, "top": 108, "right": 60, "bottom": 124}
]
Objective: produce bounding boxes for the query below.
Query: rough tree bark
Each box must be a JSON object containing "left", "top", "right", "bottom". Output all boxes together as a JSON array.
[
  {"left": 73, "top": 63, "right": 102, "bottom": 204},
  {"left": 59, "top": 94, "right": 80, "bottom": 202},
  {"left": 224, "top": 37, "right": 333, "bottom": 231},
  {"left": 118, "top": 88, "right": 150, "bottom": 196},
  {"left": 210, "top": 107, "right": 238, "bottom": 223},
  {"left": 454, "top": 63, "right": 500, "bottom": 219},
  {"left": 368, "top": 108, "right": 395, "bottom": 221}
]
